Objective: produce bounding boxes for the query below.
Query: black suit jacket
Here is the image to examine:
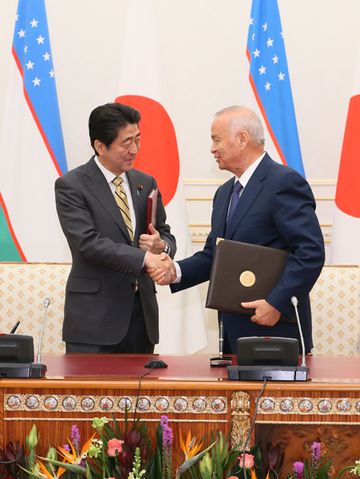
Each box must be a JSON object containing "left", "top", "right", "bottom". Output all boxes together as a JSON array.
[
  {"left": 55, "top": 157, "right": 176, "bottom": 346},
  {"left": 172, "top": 154, "right": 325, "bottom": 353}
]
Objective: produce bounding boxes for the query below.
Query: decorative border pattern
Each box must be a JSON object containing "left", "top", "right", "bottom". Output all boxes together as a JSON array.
[
  {"left": 5, "top": 394, "right": 228, "bottom": 415},
  {"left": 230, "top": 391, "right": 250, "bottom": 450},
  {"left": 258, "top": 397, "right": 360, "bottom": 416},
  {"left": 4, "top": 417, "right": 228, "bottom": 424}
]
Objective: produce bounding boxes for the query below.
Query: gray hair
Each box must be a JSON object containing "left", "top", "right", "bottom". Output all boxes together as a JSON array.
[{"left": 215, "top": 105, "right": 265, "bottom": 145}]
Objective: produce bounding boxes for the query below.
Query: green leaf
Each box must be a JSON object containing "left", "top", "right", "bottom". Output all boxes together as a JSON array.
[
  {"left": 37, "top": 456, "right": 88, "bottom": 475},
  {"left": 177, "top": 440, "right": 216, "bottom": 475}
]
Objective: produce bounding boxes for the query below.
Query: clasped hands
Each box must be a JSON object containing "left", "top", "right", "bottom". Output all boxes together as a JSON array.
[
  {"left": 140, "top": 223, "right": 176, "bottom": 285},
  {"left": 145, "top": 253, "right": 176, "bottom": 285}
]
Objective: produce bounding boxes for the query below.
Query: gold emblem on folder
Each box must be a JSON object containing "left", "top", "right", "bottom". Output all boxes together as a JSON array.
[{"left": 239, "top": 270, "right": 256, "bottom": 287}]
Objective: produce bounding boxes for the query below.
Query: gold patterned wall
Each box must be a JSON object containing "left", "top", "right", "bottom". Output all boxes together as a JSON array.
[
  {"left": 0, "top": 263, "right": 69, "bottom": 354},
  {"left": 0, "top": 263, "right": 359, "bottom": 356},
  {"left": 310, "top": 266, "right": 360, "bottom": 355}
]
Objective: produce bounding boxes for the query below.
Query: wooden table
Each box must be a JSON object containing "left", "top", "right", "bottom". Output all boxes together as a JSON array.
[{"left": 1, "top": 354, "right": 359, "bottom": 474}]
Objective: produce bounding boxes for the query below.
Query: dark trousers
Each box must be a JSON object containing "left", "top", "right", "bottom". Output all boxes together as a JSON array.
[{"left": 66, "top": 293, "right": 154, "bottom": 354}]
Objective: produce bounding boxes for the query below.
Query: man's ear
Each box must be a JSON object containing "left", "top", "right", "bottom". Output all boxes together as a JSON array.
[
  {"left": 94, "top": 139, "right": 105, "bottom": 156},
  {"left": 238, "top": 130, "right": 249, "bottom": 148}
]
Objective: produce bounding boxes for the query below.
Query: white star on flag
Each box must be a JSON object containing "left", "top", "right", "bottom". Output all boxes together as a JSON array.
[{"left": 247, "top": 0, "right": 305, "bottom": 175}]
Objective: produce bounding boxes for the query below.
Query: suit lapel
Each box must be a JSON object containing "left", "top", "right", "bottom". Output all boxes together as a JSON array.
[
  {"left": 214, "top": 179, "right": 233, "bottom": 239},
  {"left": 126, "top": 169, "right": 145, "bottom": 243},
  {"left": 82, "top": 158, "right": 132, "bottom": 243}
]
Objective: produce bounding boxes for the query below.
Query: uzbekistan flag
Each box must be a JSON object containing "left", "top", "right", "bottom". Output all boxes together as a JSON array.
[
  {"left": 0, "top": 0, "right": 68, "bottom": 262},
  {"left": 247, "top": 0, "right": 305, "bottom": 176}
]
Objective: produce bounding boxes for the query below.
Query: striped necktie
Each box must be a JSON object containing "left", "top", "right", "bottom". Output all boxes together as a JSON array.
[{"left": 112, "top": 176, "right": 134, "bottom": 242}]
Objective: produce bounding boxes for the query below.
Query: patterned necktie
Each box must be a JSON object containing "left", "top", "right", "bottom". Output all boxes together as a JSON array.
[
  {"left": 112, "top": 176, "right": 134, "bottom": 241},
  {"left": 227, "top": 180, "right": 243, "bottom": 223}
]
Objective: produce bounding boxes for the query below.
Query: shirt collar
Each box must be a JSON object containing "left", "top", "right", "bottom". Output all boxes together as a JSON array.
[
  {"left": 235, "top": 152, "right": 266, "bottom": 187},
  {"left": 94, "top": 156, "right": 128, "bottom": 185}
]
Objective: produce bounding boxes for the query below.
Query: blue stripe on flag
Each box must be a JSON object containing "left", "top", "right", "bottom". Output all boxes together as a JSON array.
[
  {"left": 12, "top": 0, "right": 67, "bottom": 175},
  {"left": 247, "top": 0, "right": 304, "bottom": 176}
]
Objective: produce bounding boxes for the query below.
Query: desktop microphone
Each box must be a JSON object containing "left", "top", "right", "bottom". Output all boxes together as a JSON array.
[
  {"left": 291, "top": 296, "right": 307, "bottom": 369},
  {"left": 0, "top": 298, "right": 48, "bottom": 378},
  {"left": 36, "top": 298, "right": 50, "bottom": 364},
  {"left": 228, "top": 296, "right": 309, "bottom": 381}
]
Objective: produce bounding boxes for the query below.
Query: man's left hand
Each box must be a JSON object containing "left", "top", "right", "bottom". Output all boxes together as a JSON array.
[
  {"left": 139, "top": 223, "right": 166, "bottom": 254},
  {"left": 241, "top": 299, "right": 281, "bottom": 327}
]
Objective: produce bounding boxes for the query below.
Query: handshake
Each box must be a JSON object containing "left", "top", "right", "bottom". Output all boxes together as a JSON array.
[{"left": 144, "top": 252, "right": 177, "bottom": 285}]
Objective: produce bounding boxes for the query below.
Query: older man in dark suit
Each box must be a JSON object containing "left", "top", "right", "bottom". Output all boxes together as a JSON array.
[
  {"left": 55, "top": 102, "right": 176, "bottom": 354},
  {"left": 150, "top": 106, "right": 325, "bottom": 354}
]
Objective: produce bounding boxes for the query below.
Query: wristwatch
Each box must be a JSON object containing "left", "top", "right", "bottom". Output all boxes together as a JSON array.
[{"left": 163, "top": 241, "right": 171, "bottom": 255}]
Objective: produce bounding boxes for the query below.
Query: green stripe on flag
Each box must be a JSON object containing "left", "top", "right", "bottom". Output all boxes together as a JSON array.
[{"left": 0, "top": 204, "right": 23, "bottom": 261}]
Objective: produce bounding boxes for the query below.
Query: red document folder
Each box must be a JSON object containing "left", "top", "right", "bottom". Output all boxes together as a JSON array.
[{"left": 146, "top": 188, "right": 158, "bottom": 233}]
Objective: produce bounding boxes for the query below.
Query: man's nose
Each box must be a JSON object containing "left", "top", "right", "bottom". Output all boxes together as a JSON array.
[{"left": 129, "top": 142, "right": 139, "bottom": 154}]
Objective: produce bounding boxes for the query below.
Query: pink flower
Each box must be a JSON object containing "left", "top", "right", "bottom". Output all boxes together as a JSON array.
[
  {"left": 107, "top": 438, "right": 124, "bottom": 457},
  {"left": 238, "top": 453, "right": 255, "bottom": 469},
  {"left": 227, "top": 476, "right": 239, "bottom": 479},
  {"left": 293, "top": 461, "right": 304, "bottom": 479}
]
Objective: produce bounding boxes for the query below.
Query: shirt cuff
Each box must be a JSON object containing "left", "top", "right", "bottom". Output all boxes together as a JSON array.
[{"left": 173, "top": 261, "right": 182, "bottom": 283}]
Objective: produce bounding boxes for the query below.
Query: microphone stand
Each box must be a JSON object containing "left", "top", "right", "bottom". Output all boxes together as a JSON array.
[
  {"left": 291, "top": 296, "right": 307, "bottom": 370},
  {"left": 210, "top": 319, "right": 232, "bottom": 367},
  {"left": 37, "top": 298, "right": 50, "bottom": 364}
]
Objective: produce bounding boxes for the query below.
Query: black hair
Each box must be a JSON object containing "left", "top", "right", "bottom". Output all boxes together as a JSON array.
[{"left": 88, "top": 102, "right": 141, "bottom": 154}]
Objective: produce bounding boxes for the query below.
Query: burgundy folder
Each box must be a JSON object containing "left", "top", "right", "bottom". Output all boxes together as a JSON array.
[{"left": 146, "top": 187, "right": 158, "bottom": 233}]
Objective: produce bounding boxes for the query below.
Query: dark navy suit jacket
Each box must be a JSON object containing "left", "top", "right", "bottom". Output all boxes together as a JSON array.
[{"left": 172, "top": 154, "right": 325, "bottom": 353}]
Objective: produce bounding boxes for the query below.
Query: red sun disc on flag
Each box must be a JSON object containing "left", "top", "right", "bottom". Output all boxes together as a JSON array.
[
  {"left": 335, "top": 94, "right": 360, "bottom": 218},
  {"left": 114, "top": 95, "right": 180, "bottom": 207}
]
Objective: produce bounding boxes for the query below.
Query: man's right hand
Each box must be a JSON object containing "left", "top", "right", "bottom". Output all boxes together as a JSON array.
[{"left": 144, "top": 252, "right": 176, "bottom": 285}]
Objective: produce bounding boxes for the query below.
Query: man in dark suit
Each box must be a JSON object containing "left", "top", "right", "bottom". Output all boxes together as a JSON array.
[
  {"left": 55, "top": 102, "right": 176, "bottom": 354},
  {"left": 150, "top": 105, "right": 325, "bottom": 354}
]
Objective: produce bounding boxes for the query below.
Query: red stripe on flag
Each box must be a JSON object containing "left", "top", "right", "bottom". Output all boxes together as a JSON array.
[
  {"left": 0, "top": 193, "right": 27, "bottom": 262},
  {"left": 335, "top": 94, "right": 360, "bottom": 218},
  {"left": 12, "top": 47, "right": 62, "bottom": 177},
  {"left": 115, "top": 95, "right": 179, "bottom": 206}
]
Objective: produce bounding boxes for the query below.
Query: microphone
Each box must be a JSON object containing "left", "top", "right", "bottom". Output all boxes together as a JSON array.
[
  {"left": 291, "top": 296, "right": 306, "bottom": 368},
  {"left": 219, "top": 320, "right": 224, "bottom": 358},
  {"left": 10, "top": 320, "right": 20, "bottom": 334},
  {"left": 210, "top": 319, "right": 232, "bottom": 367},
  {"left": 137, "top": 184, "right": 143, "bottom": 195},
  {"left": 37, "top": 298, "right": 50, "bottom": 364}
]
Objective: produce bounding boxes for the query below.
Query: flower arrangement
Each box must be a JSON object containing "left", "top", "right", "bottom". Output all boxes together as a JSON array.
[
  {"left": 286, "top": 441, "right": 360, "bottom": 479},
  {"left": 1, "top": 420, "right": 359, "bottom": 479},
  {"left": 0, "top": 415, "right": 153, "bottom": 479}
]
